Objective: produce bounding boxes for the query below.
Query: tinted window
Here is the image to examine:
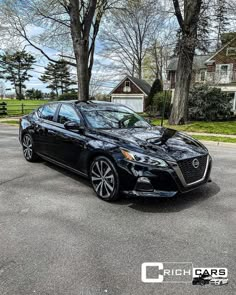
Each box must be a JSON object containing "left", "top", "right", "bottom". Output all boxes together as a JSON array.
[
  {"left": 80, "top": 105, "right": 149, "bottom": 129},
  {"left": 57, "top": 104, "right": 80, "bottom": 124},
  {"left": 38, "top": 104, "right": 58, "bottom": 121}
]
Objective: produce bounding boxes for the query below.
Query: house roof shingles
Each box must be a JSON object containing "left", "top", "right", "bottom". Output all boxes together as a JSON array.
[
  {"left": 167, "top": 55, "right": 212, "bottom": 71},
  {"left": 127, "top": 76, "right": 151, "bottom": 95}
]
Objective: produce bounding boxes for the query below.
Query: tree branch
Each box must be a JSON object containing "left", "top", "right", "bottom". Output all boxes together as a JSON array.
[{"left": 173, "top": 0, "right": 184, "bottom": 29}]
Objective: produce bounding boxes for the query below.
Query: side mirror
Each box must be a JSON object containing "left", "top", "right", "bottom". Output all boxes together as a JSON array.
[
  {"left": 64, "top": 121, "right": 83, "bottom": 131},
  {"left": 145, "top": 118, "right": 152, "bottom": 124}
]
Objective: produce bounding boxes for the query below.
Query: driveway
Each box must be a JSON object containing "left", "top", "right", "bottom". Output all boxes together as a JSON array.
[{"left": 0, "top": 124, "right": 235, "bottom": 295}]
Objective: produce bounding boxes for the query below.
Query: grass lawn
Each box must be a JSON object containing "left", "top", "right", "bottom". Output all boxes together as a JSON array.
[
  {"left": 0, "top": 99, "right": 48, "bottom": 116},
  {"left": 151, "top": 119, "right": 236, "bottom": 135},
  {"left": 192, "top": 135, "right": 236, "bottom": 144}
]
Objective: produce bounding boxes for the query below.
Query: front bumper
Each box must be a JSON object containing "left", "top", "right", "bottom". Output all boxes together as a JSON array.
[{"left": 117, "top": 155, "right": 212, "bottom": 197}]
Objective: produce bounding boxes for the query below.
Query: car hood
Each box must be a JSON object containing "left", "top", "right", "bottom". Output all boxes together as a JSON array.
[{"left": 89, "top": 126, "right": 208, "bottom": 162}]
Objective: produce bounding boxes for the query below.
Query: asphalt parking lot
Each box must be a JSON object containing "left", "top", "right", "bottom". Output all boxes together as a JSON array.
[{"left": 0, "top": 124, "right": 235, "bottom": 295}]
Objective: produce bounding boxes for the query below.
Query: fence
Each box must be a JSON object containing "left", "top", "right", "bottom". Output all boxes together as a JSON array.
[
  {"left": 0, "top": 102, "right": 7, "bottom": 116},
  {"left": 0, "top": 102, "right": 45, "bottom": 117}
]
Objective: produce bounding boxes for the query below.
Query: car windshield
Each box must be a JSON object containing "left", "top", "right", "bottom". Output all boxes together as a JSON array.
[{"left": 79, "top": 104, "right": 150, "bottom": 129}]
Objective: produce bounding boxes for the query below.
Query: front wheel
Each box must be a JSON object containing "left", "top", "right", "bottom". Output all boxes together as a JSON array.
[
  {"left": 22, "top": 133, "right": 39, "bottom": 162},
  {"left": 90, "top": 156, "right": 120, "bottom": 201}
]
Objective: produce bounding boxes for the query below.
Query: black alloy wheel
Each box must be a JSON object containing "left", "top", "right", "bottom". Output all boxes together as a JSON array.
[
  {"left": 90, "top": 156, "right": 119, "bottom": 201},
  {"left": 22, "top": 134, "right": 38, "bottom": 162}
]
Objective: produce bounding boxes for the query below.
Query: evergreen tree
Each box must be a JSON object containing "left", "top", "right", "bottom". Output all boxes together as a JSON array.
[
  {"left": 214, "top": 0, "right": 229, "bottom": 49},
  {"left": 147, "top": 78, "right": 163, "bottom": 107},
  {"left": 25, "top": 88, "right": 43, "bottom": 100},
  {"left": 40, "top": 60, "right": 76, "bottom": 97},
  {"left": 0, "top": 50, "right": 36, "bottom": 99},
  {"left": 197, "top": 1, "right": 210, "bottom": 53}
]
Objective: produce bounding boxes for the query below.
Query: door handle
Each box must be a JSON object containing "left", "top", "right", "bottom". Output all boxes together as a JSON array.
[{"left": 48, "top": 129, "right": 56, "bottom": 135}]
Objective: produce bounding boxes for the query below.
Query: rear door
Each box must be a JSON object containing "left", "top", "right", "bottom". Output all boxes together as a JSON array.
[{"left": 33, "top": 103, "right": 59, "bottom": 156}]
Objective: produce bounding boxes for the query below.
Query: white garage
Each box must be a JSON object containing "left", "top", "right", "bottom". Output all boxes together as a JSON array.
[
  {"left": 112, "top": 96, "right": 144, "bottom": 112},
  {"left": 110, "top": 75, "right": 151, "bottom": 113}
]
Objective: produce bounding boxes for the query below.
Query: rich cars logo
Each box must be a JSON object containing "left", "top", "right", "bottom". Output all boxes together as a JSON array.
[
  {"left": 141, "top": 262, "right": 228, "bottom": 286},
  {"left": 192, "top": 158, "right": 200, "bottom": 168}
]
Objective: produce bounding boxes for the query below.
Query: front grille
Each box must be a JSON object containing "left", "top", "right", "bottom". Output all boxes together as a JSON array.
[{"left": 177, "top": 155, "right": 208, "bottom": 184}]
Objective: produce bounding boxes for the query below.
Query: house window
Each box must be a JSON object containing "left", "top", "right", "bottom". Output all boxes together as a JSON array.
[
  {"left": 220, "top": 65, "right": 229, "bottom": 77},
  {"left": 125, "top": 81, "right": 130, "bottom": 88},
  {"left": 226, "top": 47, "right": 236, "bottom": 56},
  {"left": 200, "top": 70, "right": 206, "bottom": 81}
]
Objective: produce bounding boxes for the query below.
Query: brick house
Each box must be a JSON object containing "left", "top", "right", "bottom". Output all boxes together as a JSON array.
[
  {"left": 110, "top": 75, "right": 151, "bottom": 112},
  {"left": 167, "top": 37, "right": 236, "bottom": 112}
]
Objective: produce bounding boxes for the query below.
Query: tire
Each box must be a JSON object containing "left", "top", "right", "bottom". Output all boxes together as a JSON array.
[
  {"left": 22, "top": 133, "right": 39, "bottom": 162},
  {"left": 90, "top": 156, "right": 120, "bottom": 201}
]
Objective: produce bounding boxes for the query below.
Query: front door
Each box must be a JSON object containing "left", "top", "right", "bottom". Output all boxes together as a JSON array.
[{"left": 53, "top": 103, "right": 87, "bottom": 170}]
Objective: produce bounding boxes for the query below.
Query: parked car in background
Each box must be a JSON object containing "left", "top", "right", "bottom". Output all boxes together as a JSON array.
[{"left": 19, "top": 101, "right": 212, "bottom": 201}]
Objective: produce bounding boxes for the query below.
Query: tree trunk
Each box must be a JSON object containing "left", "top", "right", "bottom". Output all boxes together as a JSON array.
[
  {"left": 169, "top": 0, "right": 202, "bottom": 125},
  {"left": 78, "top": 41, "right": 90, "bottom": 100},
  {"left": 72, "top": 42, "right": 90, "bottom": 101},
  {"left": 69, "top": 0, "right": 90, "bottom": 100},
  {"left": 138, "top": 59, "right": 142, "bottom": 79},
  {"left": 168, "top": 36, "right": 195, "bottom": 124}
]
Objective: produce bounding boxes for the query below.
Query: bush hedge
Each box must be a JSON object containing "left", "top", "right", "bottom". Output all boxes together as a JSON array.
[
  {"left": 147, "top": 91, "right": 172, "bottom": 118},
  {"left": 188, "top": 85, "right": 233, "bottom": 121}
]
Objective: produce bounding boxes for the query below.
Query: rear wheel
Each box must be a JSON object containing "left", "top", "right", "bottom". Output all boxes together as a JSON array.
[
  {"left": 90, "top": 156, "right": 120, "bottom": 201},
  {"left": 22, "top": 134, "right": 38, "bottom": 162}
]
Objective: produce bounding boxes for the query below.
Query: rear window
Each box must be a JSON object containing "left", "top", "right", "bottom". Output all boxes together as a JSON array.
[{"left": 38, "top": 104, "right": 58, "bottom": 121}]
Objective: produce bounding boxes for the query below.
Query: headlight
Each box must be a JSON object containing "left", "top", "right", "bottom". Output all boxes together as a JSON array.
[{"left": 120, "top": 148, "right": 168, "bottom": 167}]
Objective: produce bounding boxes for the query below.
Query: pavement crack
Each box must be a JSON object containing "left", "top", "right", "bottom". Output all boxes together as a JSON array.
[{"left": 0, "top": 174, "right": 26, "bottom": 186}]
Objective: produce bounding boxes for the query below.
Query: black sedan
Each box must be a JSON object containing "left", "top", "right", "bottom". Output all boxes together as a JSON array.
[{"left": 19, "top": 100, "right": 212, "bottom": 201}]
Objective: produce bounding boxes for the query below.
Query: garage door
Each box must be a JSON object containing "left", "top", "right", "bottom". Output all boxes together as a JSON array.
[{"left": 112, "top": 97, "right": 143, "bottom": 112}]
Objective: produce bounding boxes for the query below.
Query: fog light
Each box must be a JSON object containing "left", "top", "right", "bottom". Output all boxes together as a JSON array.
[{"left": 135, "top": 177, "right": 154, "bottom": 192}]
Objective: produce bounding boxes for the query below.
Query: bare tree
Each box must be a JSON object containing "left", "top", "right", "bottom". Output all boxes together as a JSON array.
[
  {"left": 0, "top": 0, "right": 117, "bottom": 100},
  {"left": 168, "top": 0, "right": 203, "bottom": 125},
  {"left": 143, "top": 32, "right": 175, "bottom": 83},
  {"left": 100, "top": 0, "right": 164, "bottom": 79}
]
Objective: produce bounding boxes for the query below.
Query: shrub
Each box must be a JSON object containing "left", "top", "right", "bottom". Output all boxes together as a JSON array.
[
  {"left": 188, "top": 85, "right": 233, "bottom": 121},
  {"left": 146, "top": 78, "right": 163, "bottom": 107},
  {"left": 148, "top": 91, "right": 171, "bottom": 118},
  {"left": 57, "top": 92, "right": 78, "bottom": 101}
]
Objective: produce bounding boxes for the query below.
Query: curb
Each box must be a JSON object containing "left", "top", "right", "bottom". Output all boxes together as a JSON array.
[
  {"left": 186, "top": 132, "right": 236, "bottom": 139},
  {"left": 201, "top": 140, "right": 236, "bottom": 147}
]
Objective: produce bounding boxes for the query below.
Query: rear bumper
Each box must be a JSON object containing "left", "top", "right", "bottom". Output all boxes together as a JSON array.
[{"left": 117, "top": 155, "right": 212, "bottom": 197}]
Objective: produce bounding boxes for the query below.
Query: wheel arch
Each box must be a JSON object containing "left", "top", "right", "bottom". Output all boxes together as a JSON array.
[{"left": 87, "top": 151, "right": 117, "bottom": 176}]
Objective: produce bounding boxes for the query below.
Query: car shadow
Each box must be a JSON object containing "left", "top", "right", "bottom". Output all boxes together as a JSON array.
[
  {"left": 42, "top": 161, "right": 91, "bottom": 187},
  {"left": 119, "top": 182, "right": 220, "bottom": 213},
  {"left": 42, "top": 160, "right": 220, "bottom": 213}
]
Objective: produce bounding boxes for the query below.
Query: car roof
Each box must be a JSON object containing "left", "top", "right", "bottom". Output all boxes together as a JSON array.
[
  {"left": 76, "top": 100, "right": 121, "bottom": 107},
  {"left": 46, "top": 100, "right": 121, "bottom": 107}
]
